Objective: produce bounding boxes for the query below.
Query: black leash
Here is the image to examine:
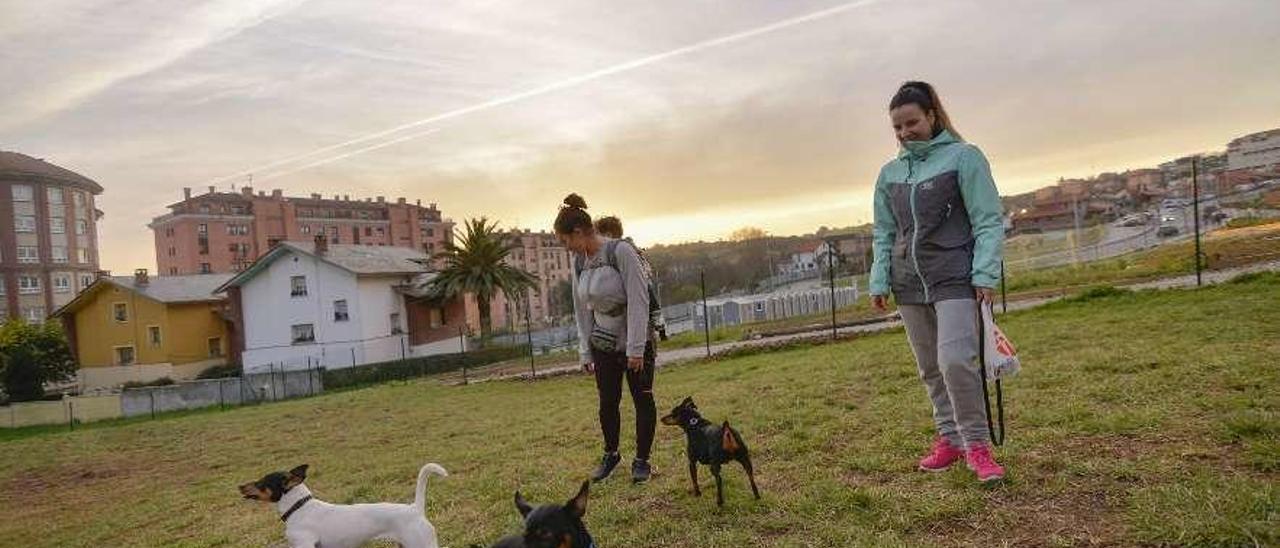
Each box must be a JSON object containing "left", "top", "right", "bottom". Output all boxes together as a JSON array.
[{"left": 976, "top": 302, "right": 1005, "bottom": 446}]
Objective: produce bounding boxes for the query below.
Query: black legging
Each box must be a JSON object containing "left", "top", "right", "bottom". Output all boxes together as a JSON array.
[{"left": 591, "top": 340, "right": 657, "bottom": 460}]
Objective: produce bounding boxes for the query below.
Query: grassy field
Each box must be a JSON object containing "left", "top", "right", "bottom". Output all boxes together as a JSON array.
[{"left": 2, "top": 275, "right": 1278, "bottom": 547}]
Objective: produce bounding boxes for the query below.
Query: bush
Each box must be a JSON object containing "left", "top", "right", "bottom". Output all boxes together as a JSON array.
[
  {"left": 121, "top": 377, "right": 176, "bottom": 389},
  {"left": 1226, "top": 216, "right": 1280, "bottom": 229},
  {"left": 196, "top": 364, "right": 242, "bottom": 379},
  {"left": 0, "top": 319, "right": 77, "bottom": 402},
  {"left": 322, "top": 345, "right": 529, "bottom": 390},
  {"left": 1064, "top": 285, "right": 1130, "bottom": 303}
]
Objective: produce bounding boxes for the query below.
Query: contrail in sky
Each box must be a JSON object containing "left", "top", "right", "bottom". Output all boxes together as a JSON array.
[
  {"left": 212, "top": 0, "right": 879, "bottom": 184},
  {"left": 255, "top": 128, "right": 441, "bottom": 182}
]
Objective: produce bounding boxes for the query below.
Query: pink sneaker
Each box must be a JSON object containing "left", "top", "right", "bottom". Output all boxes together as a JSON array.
[
  {"left": 918, "top": 437, "right": 965, "bottom": 472},
  {"left": 966, "top": 444, "right": 1006, "bottom": 483}
]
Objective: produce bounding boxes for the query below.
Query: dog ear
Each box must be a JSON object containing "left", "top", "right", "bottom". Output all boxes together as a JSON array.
[
  {"left": 681, "top": 396, "right": 695, "bottom": 408},
  {"left": 514, "top": 491, "right": 533, "bottom": 517},
  {"left": 286, "top": 464, "right": 308, "bottom": 488},
  {"left": 566, "top": 480, "right": 589, "bottom": 518},
  {"left": 721, "top": 422, "right": 741, "bottom": 454}
]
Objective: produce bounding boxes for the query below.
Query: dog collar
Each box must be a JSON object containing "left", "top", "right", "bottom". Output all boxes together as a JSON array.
[{"left": 280, "top": 495, "right": 313, "bottom": 523}]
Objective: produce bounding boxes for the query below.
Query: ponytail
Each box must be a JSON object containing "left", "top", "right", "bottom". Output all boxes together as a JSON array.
[{"left": 889, "top": 81, "right": 963, "bottom": 141}]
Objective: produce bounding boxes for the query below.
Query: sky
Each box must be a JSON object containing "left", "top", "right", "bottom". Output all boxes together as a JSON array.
[{"left": 2, "top": 0, "right": 1278, "bottom": 273}]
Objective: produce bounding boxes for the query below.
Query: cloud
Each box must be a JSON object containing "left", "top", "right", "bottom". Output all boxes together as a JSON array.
[{"left": 0, "top": 0, "right": 307, "bottom": 131}]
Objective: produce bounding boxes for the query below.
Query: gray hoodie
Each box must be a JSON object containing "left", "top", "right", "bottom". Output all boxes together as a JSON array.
[{"left": 572, "top": 238, "right": 652, "bottom": 362}]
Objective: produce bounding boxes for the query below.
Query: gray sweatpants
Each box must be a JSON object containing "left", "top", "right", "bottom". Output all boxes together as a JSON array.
[{"left": 899, "top": 298, "right": 990, "bottom": 448}]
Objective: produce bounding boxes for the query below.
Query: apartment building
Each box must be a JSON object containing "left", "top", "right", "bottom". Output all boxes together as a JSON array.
[
  {"left": 0, "top": 151, "right": 104, "bottom": 323},
  {"left": 149, "top": 186, "right": 454, "bottom": 275}
]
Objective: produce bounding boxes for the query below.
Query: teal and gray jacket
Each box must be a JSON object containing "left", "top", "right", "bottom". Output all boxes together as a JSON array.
[{"left": 869, "top": 130, "right": 1004, "bottom": 304}]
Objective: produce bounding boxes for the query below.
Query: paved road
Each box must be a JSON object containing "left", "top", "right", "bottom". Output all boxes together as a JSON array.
[{"left": 474, "top": 259, "right": 1279, "bottom": 383}]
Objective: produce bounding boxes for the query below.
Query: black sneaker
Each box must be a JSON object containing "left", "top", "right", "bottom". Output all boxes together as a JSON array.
[
  {"left": 590, "top": 452, "right": 622, "bottom": 482},
  {"left": 631, "top": 458, "right": 651, "bottom": 484}
]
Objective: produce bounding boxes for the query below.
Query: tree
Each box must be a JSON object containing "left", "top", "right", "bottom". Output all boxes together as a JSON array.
[
  {"left": 425, "top": 218, "right": 538, "bottom": 345},
  {"left": 550, "top": 279, "right": 574, "bottom": 320},
  {"left": 0, "top": 319, "right": 77, "bottom": 402},
  {"left": 729, "top": 226, "right": 768, "bottom": 242}
]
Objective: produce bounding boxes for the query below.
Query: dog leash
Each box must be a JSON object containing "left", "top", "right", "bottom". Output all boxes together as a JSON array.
[
  {"left": 976, "top": 301, "right": 1005, "bottom": 446},
  {"left": 280, "top": 495, "right": 313, "bottom": 523}
]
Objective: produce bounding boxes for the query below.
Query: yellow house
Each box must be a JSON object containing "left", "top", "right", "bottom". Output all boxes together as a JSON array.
[{"left": 53, "top": 269, "right": 235, "bottom": 389}]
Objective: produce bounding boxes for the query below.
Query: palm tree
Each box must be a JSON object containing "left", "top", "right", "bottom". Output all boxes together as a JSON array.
[{"left": 425, "top": 218, "right": 538, "bottom": 345}]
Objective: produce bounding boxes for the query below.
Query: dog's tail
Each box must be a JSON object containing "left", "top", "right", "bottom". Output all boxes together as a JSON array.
[{"left": 413, "top": 463, "right": 448, "bottom": 513}]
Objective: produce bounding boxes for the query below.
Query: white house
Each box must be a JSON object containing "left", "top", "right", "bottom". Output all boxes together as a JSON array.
[{"left": 215, "top": 238, "right": 467, "bottom": 373}]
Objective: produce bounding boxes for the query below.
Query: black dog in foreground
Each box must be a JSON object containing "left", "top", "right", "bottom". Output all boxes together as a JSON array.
[
  {"left": 661, "top": 397, "right": 761, "bottom": 506},
  {"left": 487, "top": 481, "right": 595, "bottom": 548}
]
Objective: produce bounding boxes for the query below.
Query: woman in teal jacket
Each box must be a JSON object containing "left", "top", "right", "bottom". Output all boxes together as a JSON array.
[{"left": 868, "top": 81, "right": 1006, "bottom": 483}]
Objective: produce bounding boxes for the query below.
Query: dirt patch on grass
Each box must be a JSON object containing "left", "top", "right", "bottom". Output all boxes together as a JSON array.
[{"left": 3, "top": 456, "right": 161, "bottom": 508}]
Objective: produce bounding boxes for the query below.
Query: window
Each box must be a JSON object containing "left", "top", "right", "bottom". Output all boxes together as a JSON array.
[
  {"left": 18, "top": 246, "right": 39, "bottom": 264},
  {"left": 148, "top": 325, "right": 162, "bottom": 347},
  {"left": 364, "top": 226, "right": 373, "bottom": 237},
  {"left": 77, "top": 248, "right": 91, "bottom": 264},
  {"left": 51, "top": 246, "right": 68, "bottom": 263},
  {"left": 199, "top": 263, "right": 211, "bottom": 274},
  {"left": 80, "top": 275, "right": 94, "bottom": 289},
  {"left": 426, "top": 228, "right": 435, "bottom": 238},
  {"left": 226, "top": 224, "right": 248, "bottom": 235},
  {"left": 53, "top": 275, "right": 70, "bottom": 293},
  {"left": 169, "top": 247, "right": 176, "bottom": 257},
  {"left": 47, "top": 187, "right": 64, "bottom": 204},
  {"left": 0, "top": 276, "right": 5, "bottom": 296},
  {"left": 197, "top": 223, "right": 207, "bottom": 234},
  {"left": 231, "top": 205, "right": 246, "bottom": 215},
  {"left": 12, "top": 184, "right": 33, "bottom": 201},
  {"left": 199, "top": 204, "right": 210, "bottom": 214},
  {"left": 18, "top": 275, "right": 41, "bottom": 294},
  {"left": 15, "top": 215, "right": 36, "bottom": 232},
  {"left": 76, "top": 219, "right": 87, "bottom": 235},
  {"left": 291, "top": 324, "right": 315, "bottom": 344},
  {"left": 390, "top": 312, "right": 403, "bottom": 335},
  {"left": 24, "top": 307, "right": 46, "bottom": 324},
  {"left": 165, "top": 227, "right": 174, "bottom": 237},
  {"left": 429, "top": 308, "right": 444, "bottom": 328},
  {"left": 208, "top": 337, "right": 223, "bottom": 357},
  {"left": 114, "top": 346, "right": 135, "bottom": 366},
  {"left": 113, "top": 302, "right": 128, "bottom": 322},
  {"left": 50, "top": 217, "right": 65, "bottom": 234},
  {"left": 168, "top": 267, "right": 178, "bottom": 276},
  {"left": 73, "top": 191, "right": 85, "bottom": 208},
  {"left": 334, "top": 299, "right": 349, "bottom": 322},
  {"left": 290, "top": 276, "right": 307, "bottom": 297},
  {"left": 301, "top": 225, "right": 311, "bottom": 235}
]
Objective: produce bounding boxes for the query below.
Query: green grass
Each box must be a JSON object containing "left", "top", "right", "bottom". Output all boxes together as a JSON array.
[
  {"left": 2, "top": 276, "right": 1279, "bottom": 546},
  {"left": 1003, "top": 222, "right": 1280, "bottom": 293}
]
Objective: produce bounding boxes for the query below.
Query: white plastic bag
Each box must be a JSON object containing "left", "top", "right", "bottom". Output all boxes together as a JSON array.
[{"left": 980, "top": 305, "right": 1021, "bottom": 380}]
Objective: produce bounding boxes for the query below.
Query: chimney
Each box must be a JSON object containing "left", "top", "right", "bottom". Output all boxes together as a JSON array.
[
  {"left": 134, "top": 268, "right": 149, "bottom": 286},
  {"left": 314, "top": 234, "right": 328, "bottom": 256},
  {"left": 376, "top": 196, "right": 385, "bottom": 203},
  {"left": 311, "top": 193, "right": 321, "bottom": 200},
  {"left": 396, "top": 197, "right": 406, "bottom": 204},
  {"left": 207, "top": 185, "right": 215, "bottom": 194},
  {"left": 343, "top": 195, "right": 350, "bottom": 201},
  {"left": 272, "top": 189, "right": 283, "bottom": 199},
  {"left": 183, "top": 187, "right": 192, "bottom": 200},
  {"left": 415, "top": 199, "right": 422, "bottom": 206},
  {"left": 257, "top": 190, "right": 265, "bottom": 197},
  {"left": 242, "top": 186, "right": 255, "bottom": 197}
]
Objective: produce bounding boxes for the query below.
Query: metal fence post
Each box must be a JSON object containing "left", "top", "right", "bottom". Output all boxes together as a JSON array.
[
  {"left": 307, "top": 358, "right": 315, "bottom": 396},
  {"left": 827, "top": 243, "right": 837, "bottom": 340},
  {"left": 219, "top": 380, "right": 225, "bottom": 411},
  {"left": 149, "top": 390, "right": 156, "bottom": 420},
  {"left": 701, "top": 270, "right": 711, "bottom": 358},
  {"left": 68, "top": 400, "right": 74, "bottom": 431},
  {"left": 1192, "top": 157, "right": 1203, "bottom": 286},
  {"left": 526, "top": 291, "right": 536, "bottom": 379},
  {"left": 1000, "top": 261, "right": 1008, "bottom": 314}
]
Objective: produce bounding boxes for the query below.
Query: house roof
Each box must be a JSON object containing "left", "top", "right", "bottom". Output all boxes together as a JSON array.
[
  {"left": 0, "top": 151, "right": 104, "bottom": 193},
  {"left": 215, "top": 241, "right": 432, "bottom": 292},
  {"left": 53, "top": 274, "right": 231, "bottom": 317}
]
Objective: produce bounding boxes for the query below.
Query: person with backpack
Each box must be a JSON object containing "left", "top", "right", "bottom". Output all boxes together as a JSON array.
[
  {"left": 594, "top": 215, "right": 668, "bottom": 341},
  {"left": 556, "top": 194, "right": 658, "bottom": 484},
  {"left": 868, "top": 81, "right": 1007, "bottom": 483}
]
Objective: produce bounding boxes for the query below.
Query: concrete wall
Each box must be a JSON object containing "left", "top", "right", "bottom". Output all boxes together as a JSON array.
[
  {"left": 120, "top": 369, "right": 322, "bottom": 418},
  {"left": 3, "top": 394, "right": 122, "bottom": 428},
  {"left": 78, "top": 357, "right": 225, "bottom": 390}
]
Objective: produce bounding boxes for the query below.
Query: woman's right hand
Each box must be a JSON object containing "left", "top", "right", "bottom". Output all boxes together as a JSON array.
[
  {"left": 871, "top": 294, "right": 889, "bottom": 313},
  {"left": 582, "top": 362, "right": 595, "bottom": 373}
]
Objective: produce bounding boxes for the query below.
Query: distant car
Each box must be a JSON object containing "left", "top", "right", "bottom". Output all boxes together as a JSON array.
[
  {"left": 1117, "top": 215, "right": 1146, "bottom": 227},
  {"left": 1158, "top": 225, "right": 1180, "bottom": 237}
]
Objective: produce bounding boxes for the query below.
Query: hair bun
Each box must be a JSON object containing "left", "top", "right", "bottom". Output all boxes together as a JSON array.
[{"left": 563, "top": 193, "right": 588, "bottom": 210}]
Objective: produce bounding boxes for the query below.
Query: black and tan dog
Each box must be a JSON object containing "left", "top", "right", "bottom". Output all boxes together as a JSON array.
[
  {"left": 661, "top": 396, "right": 761, "bottom": 507},
  {"left": 486, "top": 481, "right": 595, "bottom": 548}
]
